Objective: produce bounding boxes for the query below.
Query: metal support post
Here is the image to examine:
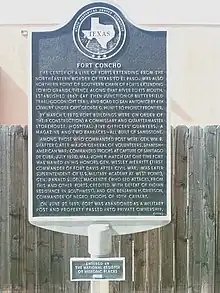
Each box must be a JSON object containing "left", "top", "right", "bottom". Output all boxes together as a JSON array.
[{"left": 88, "top": 224, "right": 112, "bottom": 293}]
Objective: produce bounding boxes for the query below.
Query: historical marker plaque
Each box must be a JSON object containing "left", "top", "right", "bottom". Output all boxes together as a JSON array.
[
  {"left": 70, "top": 257, "right": 125, "bottom": 281},
  {"left": 29, "top": 1, "right": 170, "bottom": 234}
]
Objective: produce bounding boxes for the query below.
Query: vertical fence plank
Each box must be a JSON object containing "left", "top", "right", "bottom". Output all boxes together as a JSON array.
[
  {"left": 0, "top": 126, "right": 11, "bottom": 291},
  {"left": 119, "top": 235, "right": 133, "bottom": 293},
  {"left": 25, "top": 223, "right": 37, "bottom": 293},
  {"left": 22, "top": 125, "right": 37, "bottom": 293},
  {"left": 37, "top": 228, "right": 52, "bottom": 293},
  {"left": 21, "top": 127, "right": 29, "bottom": 293},
  {"left": 215, "top": 126, "right": 220, "bottom": 293},
  {"left": 110, "top": 235, "right": 121, "bottom": 293},
  {"left": 9, "top": 126, "right": 18, "bottom": 292},
  {"left": 25, "top": 216, "right": 37, "bottom": 292},
  {"left": 147, "top": 229, "right": 161, "bottom": 293},
  {"left": 188, "top": 126, "right": 203, "bottom": 293},
  {"left": 79, "top": 236, "right": 90, "bottom": 293},
  {"left": 200, "top": 126, "right": 216, "bottom": 292},
  {"left": 63, "top": 234, "right": 80, "bottom": 293},
  {"left": 17, "top": 126, "right": 27, "bottom": 292},
  {"left": 174, "top": 126, "right": 188, "bottom": 293},
  {"left": 133, "top": 232, "right": 145, "bottom": 293},
  {"left": 10, "top": 126, "right": 25, "bottom": 292},
  {"left": 51, "top": 232, "right": 65, "bottom": 293},
  {"left": 0, "top": 125, "right": 4, "bottom": 289},
  {"left": 160, "top": 127, "right": 176, "bottom": 293}
]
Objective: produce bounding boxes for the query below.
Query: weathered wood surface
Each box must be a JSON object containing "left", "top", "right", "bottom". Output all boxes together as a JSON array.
[{"left": 0, "top": 125, "right": 220, "bottom": 293}]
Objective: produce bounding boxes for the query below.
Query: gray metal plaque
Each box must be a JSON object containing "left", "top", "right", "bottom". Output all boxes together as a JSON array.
[
  {"left": 70, "top": 257, "right": 125, "bottom": 281},
  {"left": 30, "top": 1, "right": 168, "bottom": 219}
]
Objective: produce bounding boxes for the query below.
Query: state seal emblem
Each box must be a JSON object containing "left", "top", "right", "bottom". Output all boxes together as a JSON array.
[{"left": 73, "top": 4, "right": 126, "bottom": 60}]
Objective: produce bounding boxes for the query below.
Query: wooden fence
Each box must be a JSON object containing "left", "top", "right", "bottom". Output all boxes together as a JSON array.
[{"left": 0, "top": 125, "right": 220, "bottom": 293}]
